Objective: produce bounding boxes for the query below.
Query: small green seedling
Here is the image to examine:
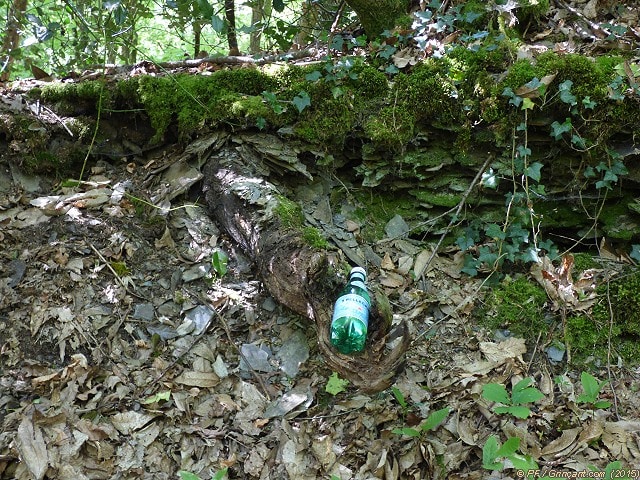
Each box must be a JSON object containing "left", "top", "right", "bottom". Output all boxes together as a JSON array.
[
  {"left": 211, "top": 249, "right": 229, "bottom": 277},
  {"left": 482, "top": 435, "right": 538, "bottom": 472},
  {"left": 391, "top": 386, "right": 409, "bottom": 416},
  {"left": 482, "top": 377, "right": 544, "bottom": 419},
  {"left": 392, "top": 407, "right": 450, "bottom": 437},
  {"left": 325, "top": 372, "right": 349, "bottom": 395},
  {"left": 178, "top": 468, "right": 228, "bottom": 480},
  {"left": 576, "top": 372, "right": 612, "bottom": 409}
]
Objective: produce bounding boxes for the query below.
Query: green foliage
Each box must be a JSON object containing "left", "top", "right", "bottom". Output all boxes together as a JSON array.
[
  {"left": 576, "top": 372, "right": 612, "bottom": 409},
  {"left": 210, "top": 249, "right": 229, "bottom": 278},
  {"left": 325, "top": 372, "right": 349, "bottom": 395},
  {"left": 482, "top": 378, "right": 544, "bottom": 419},
  {"left": 482, "top": 276, "right": 548, "bottom": 337},
  {"left": 178, "top": 468, "right": 228, "bottom": 480},
  {"left": 482, "top": 435, "right": 538, "bottom": 472},
  {"left": 392, "top": 407, "right": 451, "bottom": 437},
  {"left": 565, "top": 271, "right": 640, "bottom": 366}
]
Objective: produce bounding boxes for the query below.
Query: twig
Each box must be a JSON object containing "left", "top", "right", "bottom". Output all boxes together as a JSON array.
[
  {"left": 213, "top": 302, "right": 272, "bottom": 401},
  {"left": 84, "top": 49, "right": 316, "bottom": 73},
  {"left": 87, "top": 240, "right": 148, "bottom": 300},
  {"left": 139, "top": 312, "right": 215, "bottom": 398},
  {"left": 605, "top": 281, "right": 621, "bottom": 420},
  {"left": 414, "top": 156, "right": 492, "bottom": 281}
]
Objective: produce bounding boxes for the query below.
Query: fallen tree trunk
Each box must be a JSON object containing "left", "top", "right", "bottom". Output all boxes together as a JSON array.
[{"left": 203, "top": 145, "right": 410, "bottom": 392}]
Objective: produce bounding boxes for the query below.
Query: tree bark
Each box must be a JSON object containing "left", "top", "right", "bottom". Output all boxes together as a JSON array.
[
  {"left": 203, "top": 144, "right": 410, "bottom": 392},
  {"left": 0, "top": 0, "right": 27, "bottom": 82},
  {"left": 225, "top": 0, "right": 240, "bottom": 56}
]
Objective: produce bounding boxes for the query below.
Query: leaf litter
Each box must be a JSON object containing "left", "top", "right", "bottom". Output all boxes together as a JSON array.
[
  {"left": 1, "top": 143, "right": 638, "bottom": 480},
  {"left": 4, "top": 2, "right": 640, "bottom": 472}
]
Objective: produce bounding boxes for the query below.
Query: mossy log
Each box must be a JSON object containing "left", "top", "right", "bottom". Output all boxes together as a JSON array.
[{"left": 203, "top": 146, "right": 410, "bottom": 392}]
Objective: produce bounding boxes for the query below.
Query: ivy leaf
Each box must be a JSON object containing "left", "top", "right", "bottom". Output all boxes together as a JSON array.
[
  {"left": 521, "top": 97, "right": 535, "bottom": 110},
  {"left": 559, "top": 80, "right": 577, "bottom": 105},
  {"left": 293, "top": 91, "right": 311, "bottom": 113},
  {"left": 582, "top": 96, "right": 597, "bottom": 109},
  {"left": 485, "top": 223, "right": 506, "bottom": 241},
  {"left": 325, "top": 372, "right": 349, "bottom": 395},
  {"left": 550, "top": 118, "right": 572, "bottom": 140},
  {"left": 525, "top": 162, "right": 543, "bottom": 182},
  {"left": 273, "top": 0, "right": 285, "bottom": 12},
  {"left": 305, "top": 70, "right": 323, "bottom": 82},
  {"left": 197, "top": 0, "right": 214, "bottom": 19},
  {"left": 211, "top": 14, "right": 225, "bottom": 33}
]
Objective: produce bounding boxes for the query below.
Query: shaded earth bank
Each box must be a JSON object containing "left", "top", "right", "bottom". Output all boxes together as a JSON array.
[
  {"left": 1, "top": 126, "right": 640, "bottom": 479},
  {"left": 3, "top": 1, "right": 640, "bottom": 476}
]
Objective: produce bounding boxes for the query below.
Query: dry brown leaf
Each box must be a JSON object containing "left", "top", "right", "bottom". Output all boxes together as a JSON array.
[
  {"left": 541, "top": 427, "right": 580, "bottom": 459},
  {"left": 479, "top": 337, "right": 527, "bottom": 363},
  {"left": 16, "top": 412, "right": 49, "bottom": 480},
  {"left": 515, "top": 73, "right": 557, "bottom": 98},
  {"left": 174, "top": 371, "right": 220, "bottom": 388},
  {"left": 111, "top": 411, "right": 156, "bottom": 435},
  {"left": 381, "top": 252, "right": 395, "bottom": 270}
]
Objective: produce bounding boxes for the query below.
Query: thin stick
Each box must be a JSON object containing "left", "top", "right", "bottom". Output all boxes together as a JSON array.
[
  {"left": 415, "top": 156, "right": 492, "bottom": 281},
  {"left": 605, "top": 281, "right": 621, "bottom": 420}
]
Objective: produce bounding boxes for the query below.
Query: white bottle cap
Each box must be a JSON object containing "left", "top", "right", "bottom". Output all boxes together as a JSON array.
[{"left": 350, "top": 266, "right": 366, "bottom": 282}]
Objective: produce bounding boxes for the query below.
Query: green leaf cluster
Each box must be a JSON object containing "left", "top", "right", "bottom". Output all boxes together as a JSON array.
[
  {"left": 482, "top": 378, "right": 544, "bottom": 419},
  {"left": 392, "top": 407, "right": 451, "bottom": 437},
  {"left": 576, "top": 372, "right": 612, "bottom": 409}
]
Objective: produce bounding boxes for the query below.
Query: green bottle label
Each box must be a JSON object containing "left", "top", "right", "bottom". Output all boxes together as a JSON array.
[{"left": 332, "top": 293, "right": 369, "bottom": 326}]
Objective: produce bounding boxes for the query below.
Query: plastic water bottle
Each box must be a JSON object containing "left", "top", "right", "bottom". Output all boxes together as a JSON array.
[{"left": 330, "top": 267, "right": 370, "bottom": 354}]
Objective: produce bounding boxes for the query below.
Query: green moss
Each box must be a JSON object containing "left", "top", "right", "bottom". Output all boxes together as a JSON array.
[
  {"left": 364, "top": 105, "right": 415, "bottom": 149},
  {"left": 273, "top": 195, "right": 304, "bottom": 228},
  {"left": 294, "top": 97, "right": 356, "bottom": 146},
  {"left": 572, "top": 253, "right": 600, "bottom": 273},
  {"left": 348, "top": 65, "right": 389, "bottom": 98},
  {"left": 393, "top": 61, "right": 463, "bottom": 126},
  {"left": 272, "top": 196, "right": 329, "bottom": 248},
  {"left": 409, "top": 190, "right": 462, "bottom": 208},
  {"left": 500, "top": 59, "right": 544, "bottom": 92},
  {"left": 302, "top": 226, "right": 330, "bottom": 249},
  {"left": 352, "top": 191, "right": 417, "bottom": 242},
  {"left": 482, "top": 276, "right": 549, "bottom": 337},
  {"left": 110, "top": 261, "right": 130, "bottom": 276},
  {"left": 566, "top": 271, "right": 640, "bottom": 366},
  {"left": 536, "top": 52, "right": 608, "bottom": 100}
]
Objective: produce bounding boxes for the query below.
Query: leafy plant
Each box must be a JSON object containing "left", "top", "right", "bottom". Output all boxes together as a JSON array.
[
  {"left": 392, "top": 407, "right": 450, "bottom": 437},
  {"left": 391, "top": 386, "right": 410, "bottom": 416},
  {"left": 576, "top": 372, "right": 612, "bottom": 409},
  {"left": 325, "top": 372, "right": 349, "bottom": 395},
  {"left": 482, "top": 378, "right": 544, "bottom": 419},
  {"left": 211, "top": 249, "right": 229, "bottom": 277},
  {"left": 482, "top": 435, "right": 538, "bottom": 472},
  {"left": 178, "top": 468, "right": 228, "bottom": 480}
]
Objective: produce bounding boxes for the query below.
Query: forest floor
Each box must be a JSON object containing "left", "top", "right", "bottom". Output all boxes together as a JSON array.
[
  {"left": 1, "top": 132, "right": 640, "bottom": 480},
  {"left": 2, "top": 2, "right": 640, "bottom": 479}
]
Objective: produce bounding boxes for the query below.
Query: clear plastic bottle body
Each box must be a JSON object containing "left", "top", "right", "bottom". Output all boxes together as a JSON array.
[{"left": 330, "top": 267, "right": 371, "bottom": 354}]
